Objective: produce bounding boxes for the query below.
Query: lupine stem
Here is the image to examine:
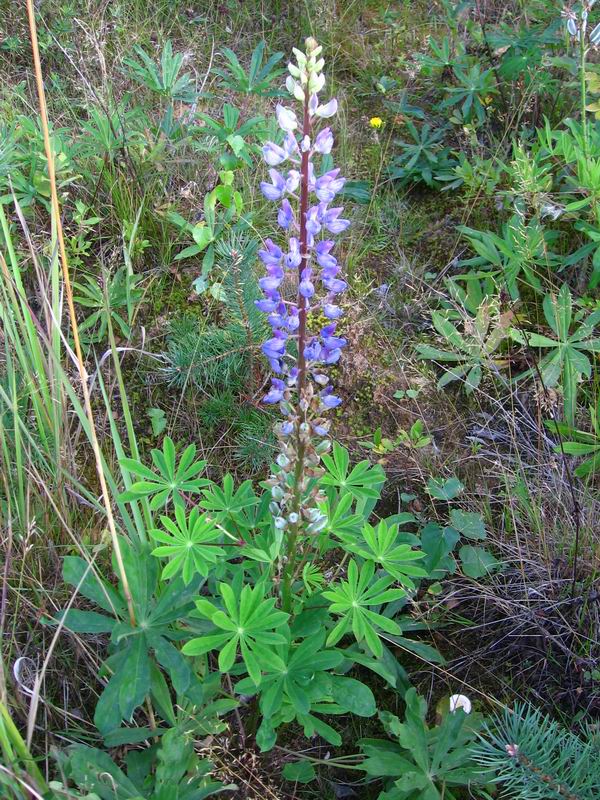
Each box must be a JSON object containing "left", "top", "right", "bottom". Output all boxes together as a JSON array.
[{"left": 282, "top": 93, "right": 311, "bottom": 614}]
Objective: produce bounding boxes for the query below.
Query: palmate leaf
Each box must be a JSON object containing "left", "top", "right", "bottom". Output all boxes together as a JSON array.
[
  {"left": 199, "top": 474, "right": 259, "bottom": 528},
  {"left": 183, "top": 580, "right": 289, "bottom": 685},
  {"left": 339, "top": 520, "right": 426, "bottom": 589},
  {"left": 119, "top": 437, "right": 210, "bottom": 509},
  {"left": 323, "top": 560, "right": 406, "bottom": 657},
  {"left": 510, "top": 285, "right": 600, "bottom": 426},
  {"left": 321, "top": 442, "right": 385, "bottom": 515},
  {"left": 149, "top": 506, "right": 225, "bottom": 584},
  {"left": 236, "top": 631, "right": 344, "bottom": 720}
]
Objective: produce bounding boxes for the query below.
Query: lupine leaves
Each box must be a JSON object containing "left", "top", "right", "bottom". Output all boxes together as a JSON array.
[
  {"left": 510, "top": 284, "right": 600, "bottom": 425},
  {"left": 359, "top": 688, "right": 489, "bottom": 799},
  {"left": 119, "top": 437, "right": 210, "bottom": 509},
  {"left": 340, "top": 520, "right": 427, "bottom": 589},
  {"left": 323, "top": 560, "right": 406, "bottom": 657},
  {"left": 149, "top": 506, "right": 224, "bottom": 584},
  {"left": 183, "top": 582, "right": 289, "bottom": 685},
  {"left": 321, "top": 442, "right": 385, "bottom": 519}
]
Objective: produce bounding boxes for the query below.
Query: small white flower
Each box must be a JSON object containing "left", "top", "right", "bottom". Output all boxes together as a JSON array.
[
  {"left": 286, "top": 75, "right": 305, "bottom": 101},
  {"left": 309, "top": 72, "right": 325, "bottom": 94},
  {"left": 315, "top": 98, "right": 338, "bottom": 118},
  {"left": 449, "top": 694, "right": 472, "bottom": 714},
  {"left": 276, "top": 104, "right": 299, "bottom": 132},
  {"left": 301, "top": 135, "right": 311, "bottom": 152},
  {"left": 288, "top": 62, "right": 301, "bottom": 78}
]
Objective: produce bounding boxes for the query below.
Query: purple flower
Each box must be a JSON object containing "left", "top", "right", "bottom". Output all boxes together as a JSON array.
[
  {"left": 286, "top": 306, "right": 300, "bottom": 330},
  {"left": 316, "top": 98, "right": 338, "bottom": 118},
  {"left": 315, "top": 169, "right": 345, "bottom": 203},
  {"left": 278, "top": 199, "right": 294, "bottom": 229},
  {"left": 255, "top": 296, "right": 279, "bottom": 312},
  {"left": 322, "top": 206, "right": 350, "bottom": 234},
  {"left": 262, "top": 332, "right": 287, "bottom": 361},
  {"left": 285, "top": 237, "right": 301, "bottom": 268},
  {"left": 284, "top": 132, "right": 299, "bottom": 158},
  {"left": 320, "top": 387, "right": 342, "bottom": 407},
  {"left": 323, "top": 302, "right": 343, "bottom": 319},
  {"left": 323, "top": 277, "right": 347, "bottom": 294},
  {"left": 263, "top": 141, "right": 288, "bottom": 166},
  {"left": 258, "top": 238, "right": 283, "bottom": 266},
  {"left": 285, "top": 170, "right": 300, "bottom": 193},
  {"left": 314, "top": 127, "right": 333, "bottom": 154},
  {"left": 306, "top": 205, "right": 322, "bottom": 236},
  {"left": 259, "top": 275, "right": 283, "bottom": 293},
  {"left": 264, "top": 379, "right": 286, "bottom": 403},
  {"left": 260, "top": 169, "right": 286, "bottom": 201},
  {"left": 299, "top": 271, "right": 315, "bottom": 297},
  {"left": 304, "top": 339, "right": 322, "bottom": 361}
]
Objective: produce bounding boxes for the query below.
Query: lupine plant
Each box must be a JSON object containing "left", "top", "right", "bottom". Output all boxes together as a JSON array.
[
  {"left": 50, "top": 37, "right": 493, "bottom": 778},
  {"left": 255, "top": 37, "right": 350, "bottom": 611}
]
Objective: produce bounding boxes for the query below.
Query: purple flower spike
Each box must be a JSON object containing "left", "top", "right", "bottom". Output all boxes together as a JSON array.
[{"left": 256, "top": 38, "right": 350, "bottom": 430}]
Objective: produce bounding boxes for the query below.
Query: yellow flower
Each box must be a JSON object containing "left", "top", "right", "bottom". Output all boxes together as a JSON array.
[{"left": 369, "top": 116, "right": 383, "bottom": 129}]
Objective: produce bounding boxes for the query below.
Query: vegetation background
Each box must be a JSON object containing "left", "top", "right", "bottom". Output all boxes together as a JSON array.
[{"left": 0, "top": 0, "right": 599, "bottom": 798}]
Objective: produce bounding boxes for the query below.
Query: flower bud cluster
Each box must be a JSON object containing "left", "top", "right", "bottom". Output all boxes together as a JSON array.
[{"left": 265, "top": 382, "right": 332, "bottom": 534}]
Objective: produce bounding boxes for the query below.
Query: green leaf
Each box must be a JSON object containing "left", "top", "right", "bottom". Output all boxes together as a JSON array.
[
  {"left": 51, "top": 609, "right": 114, "bottom": 633},
  {"left": 449, "top": 509, "right": 486, "bottom": 540},
  {"left": 330, "top": 676, "right": 376, "bottom": 717},
  {"left": 427, "top": 476, "right": 464, "bottom": 501},
  {"left": 119, "top": 635, "right": 151, "bottom": 720},
  {"left": 62, "top": 556, "right": 124, "bottom": 616},
  {"left": 282, "top": 760, "right": 316, "bottom": 783},
  {"left": 459, "top": 545, "right": 499, "bottom": 578}
]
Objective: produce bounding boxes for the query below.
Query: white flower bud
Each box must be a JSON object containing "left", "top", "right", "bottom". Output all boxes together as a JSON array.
[
  {"left": 292, "top": 47, "right": 307, "bottom": 66},
  {"left": 449, "top": 694, "right": 472, "bottom": 714},
  {"left": 293, "top": 83, "right": 306, "bottom": 102},
  {"left": 288, "top": 62, "right": 301, "bottom": 78},
  {"left": 309, "top": 72, "right": 325, "bottom": 94}
]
